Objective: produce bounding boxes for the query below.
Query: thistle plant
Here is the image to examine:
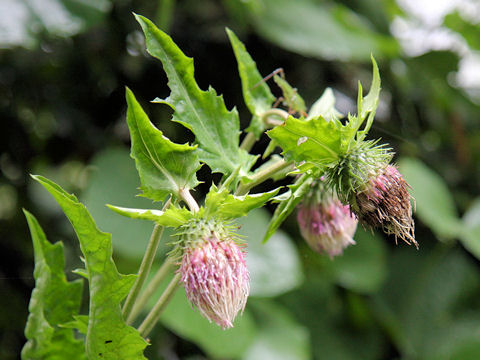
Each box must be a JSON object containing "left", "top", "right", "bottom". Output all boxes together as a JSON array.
[{"left": 21, "top": 14, "right": 417, "bottom": 360}]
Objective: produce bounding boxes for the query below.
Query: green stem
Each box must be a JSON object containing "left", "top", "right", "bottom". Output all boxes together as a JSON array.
[
  {"left": 240, "top": 132, "right": 257, "bottom": 152},
  {"left": 122, "top": 198, "right": 171, "bottom": 320},
  {"left": 122, "top": 225, "right": 164, "bottom": 319},
  {"left": 235, "top": 159, "right": 293, "bottom": 195},
  {"left": 138, "top": 273, "right": 181, "bottom": 337},
  {"left": 261, "top": 109, "right": 289, "bottom": 126},
  {"left": 179, "top": 188, "right": 199, "bottom": 213},
  {"left": 127, "top": 257, "right": 175, "bottom": 324},
  {"left": 240, "top": 109, "right": 289, "bottom": 153}
]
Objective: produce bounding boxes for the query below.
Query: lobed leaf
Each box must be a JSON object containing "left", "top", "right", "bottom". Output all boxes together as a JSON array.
[
  {"left": 267, "top": 115, "right": 342, "bottom": 166},
  {"left": 203, "top": 185, "right": 280, "bottom": 220},
  {"left": 21, "top": 210, "right": 86, "bottom": 360},
  {"left": 32, "top": 175, "right": 148, "bottom": 360},
  {"left": 342, "top": 56, "right": 381, "bottom": 148},
  {"left": 226, "top": 28, "right": 276, "bottom": 137},
  {"left": 106, "top": 204, "right": 193, "bottom": 227},
  {"left": 136, "top": 15, "right": 257, "bottom": 176},
  {"left": 126, "top": 88, "right": 201, "bottom": 202}
]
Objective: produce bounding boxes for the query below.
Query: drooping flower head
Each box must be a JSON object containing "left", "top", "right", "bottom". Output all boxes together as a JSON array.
[
  {"left": 355, "top": 164, "right": 417, "bottom": 247},
  {"left": 175, "top": 219, "right": 249, "bottom": 329},
  {"left": 325, "top": 141, "right": 417, "bottom": 247},
  {"left": 297, "top": 179, "right": 357, "bottom": 257}
]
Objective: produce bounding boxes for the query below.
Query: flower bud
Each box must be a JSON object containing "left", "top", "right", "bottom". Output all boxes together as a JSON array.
[
  {"left": 355, "top": 164, "right": 417, "bottom": 247},
  {"left": 297, "top": 181, "right": 357, "bottom": 257},
  {"left": 178, "top": 220, "right": 249, "bottom": 329}
]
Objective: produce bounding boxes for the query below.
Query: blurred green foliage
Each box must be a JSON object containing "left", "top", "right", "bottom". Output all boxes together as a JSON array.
[{"left": 2, "top": 0, "right": 480, "bottom": 358}]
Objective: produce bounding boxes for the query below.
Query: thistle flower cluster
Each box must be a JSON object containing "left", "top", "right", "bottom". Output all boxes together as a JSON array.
[
  {"left": 175, "top": 219, "right": 249, "bottom": 329},
  {"left": 297, "top": 180, "right": 357, "bottom": 257}
]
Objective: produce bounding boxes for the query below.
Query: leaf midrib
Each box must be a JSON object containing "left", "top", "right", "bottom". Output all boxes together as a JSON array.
[
  {"left": 132, "top": 109, "right": 180, "bottom": 194},
  {"left": 153, "top": 36, "right": 238, "bottom": 172}
]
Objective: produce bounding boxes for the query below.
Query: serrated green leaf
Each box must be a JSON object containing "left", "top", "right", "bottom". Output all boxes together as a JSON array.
[
  {"left": 61, "top": 315, "right": 89, "bottom": 335},
  {"left": 226, "top": 28, "right": 276, "bottom": 137},
  {"left": 267, "top": 115, "right": 341, "bottom": 166},
  {"left": 203, "top": 185, "right": 280, "bottom": 220},
  {"left": 126, "top": 88, "right": 200, "bottom": 202},
  {"left": 264, "top": 175, "right": 313, "bottom": 242},
  {"left": 273, "top": 74, "right": 306, "bottom": 114},
  {"left": 343, "top": 56, "right": 381, "bottom": 147},
  {"left": 136, "top": 15, "right": 256, "bottom": 176},
  {"left": 21, "top": 210, "right": 86, "bottom": 360},
  {"left": 307, "top": 88, "right": 343, "bottom": 121},
  {"left": 31, "top": 175, "right": 148, "bottom": 360},
  {"left": 106, "top": 204, "right": 193, "bottom": 227}
]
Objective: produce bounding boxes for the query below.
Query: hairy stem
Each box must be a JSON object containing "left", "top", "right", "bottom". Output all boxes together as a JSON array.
[
  {"left": 261, "top": 109, "right": 289, "bottom": 126},
  {"left": 235, "top": 159, "right": 293, "bottom": 195},
  {"left": 127, "top": 257, "right": 175, "bottom": 324},
  {"left": 122, "top": 198, "right": 171, "bottom": 320},
  {"left": 179, "top": 188, "right": 199, "bottom": 213},
  {"left": 240, "top": 132, "right": 257, "bottom": 152},
  {"left": 138, "top": 273, "right": 181, "bottom": 337}
]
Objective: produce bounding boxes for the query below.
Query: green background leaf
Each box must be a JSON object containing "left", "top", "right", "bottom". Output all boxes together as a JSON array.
[
  {"left": 398, "top": 157, "right": 462, "bottom": 240},
  {"left": 32, "top": 175, "right": 148, "bottom": 360},
  {"left": 243, "top": 299, "right": 311, "bottom": 360},
  {"left": 21, "top": 210, "right": 86, "bottom": 360},
  {"left": 307, "top": 88, "right": 343, "bottom": 121},
  {"left": 81, "top": 147, "right": 164, "bottom": 260},
  {"left": 319, "top": 227, "right": 388, "bottom": 294},
  {"left": 238, "top": 209, "right": 304, "bottom": 297},
  {"left": 245, "top": 0, "right": 399, "bottom": 61}
]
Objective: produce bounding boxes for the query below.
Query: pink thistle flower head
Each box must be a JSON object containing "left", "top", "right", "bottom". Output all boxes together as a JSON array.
[
  {"left": 324, "top": 141, "right": 416, "bottom": 248},
  {"left": 297, "top": 181, "right": 357, "bottom": 257},
  {"left": 178, "top": 220, "right": 249, "bottom": 329},
  {"left": 355, "top": 164, "right": 417, "bottom": 247}
]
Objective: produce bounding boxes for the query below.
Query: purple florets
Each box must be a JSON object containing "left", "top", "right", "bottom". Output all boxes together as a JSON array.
[
  {"left": 355, "top": 165, "right": 417, "bottom": 247},
  {"left": 179, "top": 234, "right": 249, "bottom": 329},
  {"left": 297, "top": 185, "right": 357, "bottom": 257}
]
